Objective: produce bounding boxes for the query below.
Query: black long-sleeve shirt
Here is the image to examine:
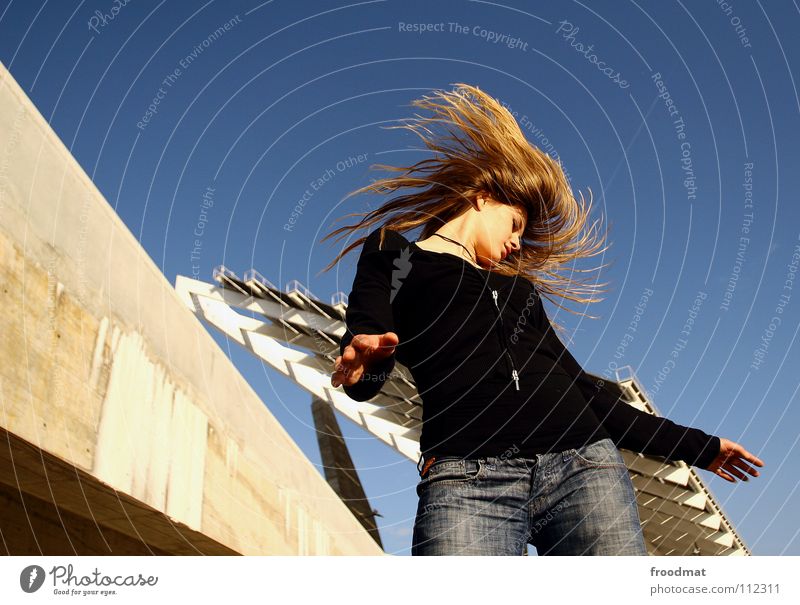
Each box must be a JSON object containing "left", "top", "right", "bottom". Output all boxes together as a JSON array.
[{"left": 339, "top": 227, "right": 720, "bottom": 469}]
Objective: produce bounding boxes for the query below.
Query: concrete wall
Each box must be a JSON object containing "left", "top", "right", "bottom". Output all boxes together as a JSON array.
[{"left": 0, "top": 60, "right": 383, "bottom": 555}]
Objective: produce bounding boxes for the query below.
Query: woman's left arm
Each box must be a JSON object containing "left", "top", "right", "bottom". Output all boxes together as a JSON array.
[
  {"left": 534, "top": 295, "right": 763, "bottom": 478},
  {"left": 551, "top": 327, "right": 720, "bottom": 468}
]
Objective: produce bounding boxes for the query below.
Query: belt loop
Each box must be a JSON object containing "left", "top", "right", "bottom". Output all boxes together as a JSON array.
[{"left": 464, "top": 458, "right": 482, "bottom": 477}]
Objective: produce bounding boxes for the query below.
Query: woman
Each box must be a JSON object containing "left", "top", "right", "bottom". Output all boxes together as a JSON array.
[{"left": 323, "top": 83, "right": 763, "bottom": 555}]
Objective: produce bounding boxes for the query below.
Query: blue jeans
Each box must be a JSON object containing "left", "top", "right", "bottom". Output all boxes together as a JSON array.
[{"left": 412, "top": 438, "right": 647, "bottom": 556}]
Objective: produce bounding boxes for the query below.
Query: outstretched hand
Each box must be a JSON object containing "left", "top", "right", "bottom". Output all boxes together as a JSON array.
[
  {"left": 706, "top": 437, "right": 764, "bottom": 483},
  {"left": 331, "top": 332, "right": 399, "bottom": 388}
]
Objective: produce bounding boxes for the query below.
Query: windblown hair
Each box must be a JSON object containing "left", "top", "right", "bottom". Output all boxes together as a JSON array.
[{"left": 320, "top": 83, "right": 612, "bottom": 331}]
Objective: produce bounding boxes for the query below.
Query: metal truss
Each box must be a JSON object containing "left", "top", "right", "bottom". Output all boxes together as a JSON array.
[
  {"left": 611, "top": 369, "right": 750, "bottom": 555},
  {"left": 175, "top": 267, "right": 423, "bottom": 462}
]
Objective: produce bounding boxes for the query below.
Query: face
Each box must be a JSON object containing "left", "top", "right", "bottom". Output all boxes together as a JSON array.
[{"left": 473, "top": 195, "right": 527, "bottom": 267}]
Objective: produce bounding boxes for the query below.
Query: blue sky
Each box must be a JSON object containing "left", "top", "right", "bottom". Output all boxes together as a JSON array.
[{"left": 1, "top": 0, "right": 798, "bottom": 555}]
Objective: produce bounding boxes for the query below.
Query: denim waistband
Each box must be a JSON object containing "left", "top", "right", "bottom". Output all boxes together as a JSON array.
[
  {"left": 417, "top": 452, "right": 537, "bottom": 478},
  {"left": 416, "top": 435, "right": 612, "bottom": 474}
]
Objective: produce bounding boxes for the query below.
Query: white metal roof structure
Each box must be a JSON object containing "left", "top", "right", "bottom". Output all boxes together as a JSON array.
[{"left": 174, "top": 266, "right": 750, "bottom": 556}]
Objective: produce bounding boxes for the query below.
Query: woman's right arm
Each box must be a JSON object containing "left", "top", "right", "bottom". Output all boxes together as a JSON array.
[{"left": 334, "top": 228, "right": 398, "bottom": 401}]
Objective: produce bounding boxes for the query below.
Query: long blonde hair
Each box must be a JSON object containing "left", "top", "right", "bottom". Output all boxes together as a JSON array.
[{"left": 321, "top": 83, "right": 612, "bottom": 332}]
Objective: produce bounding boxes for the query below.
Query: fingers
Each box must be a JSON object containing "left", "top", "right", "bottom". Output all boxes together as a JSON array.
[
  {"left": 378, "top": 332, "right": 399, "bottom": 357},
  {"left": 736, "top": 445, "right": 765, "bottom": 468},
  {"left": 715, "top": 468, "right": 737, "bottom": 483},
  {"left": 713, "top": 440, "right": 765, "bottom": 483},
  {"left": 729, "top": 456, "right": 761, "bottom": 478},
  {"left": 342, "top": 343, "right": 359, "bottom": 362},
  {"left": 332, "top": 332, "right": 400, "bottom": 388},
  {"left": 331, "top": 366, "right": 342, "bottom": 388},
  {"left": 332, "top": 351, "right": 351, "bottom": 385},
  {"left": 726, "top": 441, "right": 764, "bottom": 465},
  {"left": 331, "top": 348, "right": 361, "bottom": 388},
  {"left": 331, "top": 360, "right": 362, "bottom": 388},
  {"left": 351, "top": 333, "right": 399, "bottom": 354},
  {"left": 721, "top": 462, "right": 749, "bottom": 482},
  {"left": 725, "top": 442, "right": 765, "bottom": 479},
  {"left": 380, "top": 331, "right": 400, "bottom": 348},
  {"left": 349, "top": 334, "right": 375, "bottom": 354},
  {"left": 713, "top": 455, "right": 763, "bottom": 484},
  {"left": 331, "top": 355, "right": 343, "bottom": 388}
]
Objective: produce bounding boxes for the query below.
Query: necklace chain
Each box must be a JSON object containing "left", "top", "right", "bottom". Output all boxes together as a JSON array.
[{"left": 431, "top": 233, "right": 478, "bottom": 265}]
